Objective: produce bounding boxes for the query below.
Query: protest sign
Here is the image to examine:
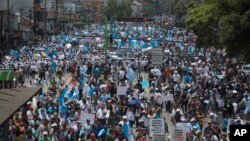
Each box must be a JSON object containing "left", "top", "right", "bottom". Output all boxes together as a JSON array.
[
  {"left": 152, "top": 133, "right": 167, "bottom": 141},
  {"left": 69, "top": 121, "right": 77, "bottom": 131},
  {"left": 173, "top": 128, "right": 186, "bottom": 141},
  {"left": 117, "top": 86, "right": 128, "bottom": 95},
  {"left": 81, "top": 112, "right": 95, "bottom": 125},
  {"left": 217, "top": 99, "right": 225, "bottom": 107},
  {"left": 166, "top": 94, "right": 174, "bottom": 101},
  {"left": 157, "top": 95, "right": 165, "bottom": 104},
  {"left": 176, "top": 122, "right": 191, "bottom": 133},
  {"left": 149, "top": 119, "right": 165, "bottom": 137}
]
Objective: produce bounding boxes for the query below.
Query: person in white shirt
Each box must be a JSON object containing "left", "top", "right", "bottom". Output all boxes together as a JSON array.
[
  {"left": 173, "top": 71, "right": 180, "bottom": 83},
  {"left": 110, "top": 65, "right": 115, "bottom": 80},
  {"left": 26, "top": 106, "right": 34, "bottom": 125},
  {"left": 140, "top": 98, "right": 148, "bottom": 110},
  {"left": 96, "top": 103, "right": 107, "bottom": 125},
  {"left": 74, "top": 108, "right": 82, "bottom": 121},
  {"left": 81, "top": 98, "right": 92, "bottom": 113},
  {"left": 119, "top": 68, "right": 125, "bottom": 82}
]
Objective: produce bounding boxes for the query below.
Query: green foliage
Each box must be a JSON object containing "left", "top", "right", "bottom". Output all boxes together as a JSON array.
[
  {"left": 186, "top": 0, "right": 250, "bottom": 62},
  {"left": 186, "top": 2, "right": 218, "bottom": 47},
  {"left": 107, "top": 0, "right": 132, "bottom": 18}
]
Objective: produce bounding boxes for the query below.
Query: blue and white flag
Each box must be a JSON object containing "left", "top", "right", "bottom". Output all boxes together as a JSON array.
[
  {"left": 59, "top": 88, "right": 68, "bottom": 113},
  {"left": 127, "top": 68, "right": 136, "bottom": 83}
]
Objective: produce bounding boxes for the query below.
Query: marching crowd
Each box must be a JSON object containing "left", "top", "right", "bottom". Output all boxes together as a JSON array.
[{"left": 1, "top": 17, "right": 250, "bottom": 141}]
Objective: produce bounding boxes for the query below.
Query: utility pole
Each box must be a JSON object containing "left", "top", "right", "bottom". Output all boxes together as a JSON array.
[
  {"left": 44, "top": 0, "right": 47, "bottom": 39},
  {"left": 7, "top": 0, "right": 9, "bottom": 51},
  {"left": 29, "top": 9, "right": 32, "bottom": 39},
  {"left": 0, "top": 11, "right": 3, "bottom": 62}
]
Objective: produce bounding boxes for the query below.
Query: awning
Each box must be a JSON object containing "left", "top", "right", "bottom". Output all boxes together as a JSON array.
[{"left": 0, "top": 87, "right": 42, "bottom": 125}]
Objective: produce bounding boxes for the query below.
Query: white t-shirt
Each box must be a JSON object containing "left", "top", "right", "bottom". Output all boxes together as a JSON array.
[
  {"left": 119, "top": 70, "right": 125, "bottom": 79},
  {"left": 81, "top": 102, "right": 92, "bottom": 113},
  {"left": 96, "top": 108, "right": 107, "bottom": 119},
  {"left": 173, "top": 74, "right": 180, "bottom": 82},
  {"left": 26, "top": 110, "right": 34, "bottom": 120}
]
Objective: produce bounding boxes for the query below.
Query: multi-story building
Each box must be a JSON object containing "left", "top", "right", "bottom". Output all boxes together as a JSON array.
[{"left": 0, "top": 0, "right": 33, "bottom": 50}]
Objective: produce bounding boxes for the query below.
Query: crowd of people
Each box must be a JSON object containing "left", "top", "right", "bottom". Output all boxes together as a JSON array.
[{"left": 1, "top": 16, "right": 250, "bottom": 141}]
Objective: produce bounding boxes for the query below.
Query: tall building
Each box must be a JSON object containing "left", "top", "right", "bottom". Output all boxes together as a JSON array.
[{"left": 0, "top": 0, "right": 33, "bottom": 51}]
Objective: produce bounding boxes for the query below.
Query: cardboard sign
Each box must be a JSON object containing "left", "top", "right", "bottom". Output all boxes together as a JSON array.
[
  {"left": 149, "top": 119, "right": 165, "bottom": 137},
  {"left": 166, "top": 94, "right": 174, "bottom": 101},
  {"left": 117, "top": 86, "right": 128, "bottom": 95},
  {"left": 80, "top": 112, "right": 95, "bottom": 125},
  {"left": 157, "top": 95, "right": 165, "bottom": 104},
  {"left": 176, "top": 122, "right": 191, "bottom": 133},
  {"left": 173, "top": 128, "right": 186, "bottom": 141},
  {"left": 152, "top": 133, "right": 166, "bottom": 141}
]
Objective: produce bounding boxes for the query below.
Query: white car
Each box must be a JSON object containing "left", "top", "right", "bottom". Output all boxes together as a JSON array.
[{"left": 242, "top": 64, "right": 250, "bottom": 75}]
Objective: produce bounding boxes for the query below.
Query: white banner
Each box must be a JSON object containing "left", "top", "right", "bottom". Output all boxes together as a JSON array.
[
  {"left": 117, "top": 86, "right": 128, "bottom": 95},
  {"left": 149, "top": 119, "right": 165, "bottom": 137},
  {"left": 80, "top": 112, "right": 95, "bottom": 125},
  {"left": 176, "top": 122, "right": 191, "bottom": 133},
  {"left": 152, "top": 133, "right": 167, "bottom": 141},
  {"left": 173, "top": 128, "right": 186, "bottom": 141}
]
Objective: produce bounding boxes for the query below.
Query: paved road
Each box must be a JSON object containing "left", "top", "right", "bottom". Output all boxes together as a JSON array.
[{"left": 21, "top": 71, "right": 201, "bottom": 139}]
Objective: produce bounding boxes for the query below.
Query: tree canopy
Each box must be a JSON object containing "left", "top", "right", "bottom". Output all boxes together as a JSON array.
[{"left": 186, "top": 0, "right": 250, "bottom": 62}]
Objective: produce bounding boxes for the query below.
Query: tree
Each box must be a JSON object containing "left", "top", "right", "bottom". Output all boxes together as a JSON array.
[
  {"left": 186, "top": 0, "right": 250, "bottom": 62},
  {"left": 107, "top": 0, "right": 132, "bottom": 19}
]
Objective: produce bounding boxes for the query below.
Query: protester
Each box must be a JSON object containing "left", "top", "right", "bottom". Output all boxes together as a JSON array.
[{"left": 2, "top": 16, "right": 250, "bottom": 141}]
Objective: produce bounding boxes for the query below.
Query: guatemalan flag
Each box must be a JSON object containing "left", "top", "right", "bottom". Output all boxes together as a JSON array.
[
  {"left": 127, "top": 67, "right": 136, "bottom": 83},
  {"left": 59, "top": 88, "right": 68, "bottom": 113}
]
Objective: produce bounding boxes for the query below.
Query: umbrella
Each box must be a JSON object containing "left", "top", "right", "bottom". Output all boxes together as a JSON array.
[
  {"left": 128, "top": 99, "right": 140, "bottom": 106},
  {"left": 65, "top": 43, "right": 72, "bottom": 49}
]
